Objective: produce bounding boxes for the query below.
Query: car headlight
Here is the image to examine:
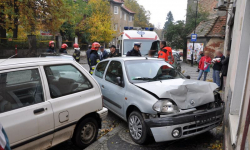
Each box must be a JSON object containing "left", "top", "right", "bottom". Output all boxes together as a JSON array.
[{"left": 153, "top": 100, "right": 179, "bottom": 114}]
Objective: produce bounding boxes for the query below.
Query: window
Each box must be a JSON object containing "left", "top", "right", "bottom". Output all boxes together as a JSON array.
[
  {"left": 124, "top": 13, "right": 126, "bottom": 21},
  {"left": 129, "top": 16, "right": 133, "bottom": 22},
  {"left": 120, "top": 25, "right": 122, "bottom": 32},
  {"left": 0, "top": 69, "right": 44, "bottom": 113},
  {"left": 114, "top": 6, "right": 118, "bottom": 14},
  {"left": 120, "top": 11, "right": 122, "bottom": 19},
  {"left": 95, "top": 61, "right": 109, "bottom": 78},
  {"left": 44, "top": 65, "right": 92, "bottom": 98},
  {"left": 105, "top": 61, "right": 123, "bottom": 85},
  {"left": 114, "top": 24, "right": 118, "bottom": 31}
]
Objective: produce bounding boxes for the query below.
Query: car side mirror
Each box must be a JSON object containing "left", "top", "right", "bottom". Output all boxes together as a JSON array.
[
  {"left": 116, "top": 77, "right": 123, "bottom": 87},
  {"left": 186, "top": 75, "right": 191, "bottom": 79}
]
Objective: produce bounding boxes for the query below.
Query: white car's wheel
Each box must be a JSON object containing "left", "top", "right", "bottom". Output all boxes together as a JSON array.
[{"left": 128, "top": 111, "right": 148, "bottom": 144}]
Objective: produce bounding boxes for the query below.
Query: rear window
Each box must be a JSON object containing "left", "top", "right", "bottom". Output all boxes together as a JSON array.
[{"left": 95, "top": 61, "right": 109, "bottom": 78}]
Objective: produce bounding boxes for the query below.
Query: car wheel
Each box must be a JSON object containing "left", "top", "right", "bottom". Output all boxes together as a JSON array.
[
  {"left": 128, "top": 111, "right": 148, "bottom": 144},
  {"left": 72, "top": 117, "right": 98, "bottom": 149}
]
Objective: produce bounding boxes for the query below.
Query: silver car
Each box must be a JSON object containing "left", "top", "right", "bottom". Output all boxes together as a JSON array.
[{"left": 93, "top": 57, "right": 224, "bottom": 144}]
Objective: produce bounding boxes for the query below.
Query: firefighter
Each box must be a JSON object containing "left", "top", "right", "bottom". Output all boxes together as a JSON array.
[
  {"left": 89, "top": 42, "right": 101, "bottom": 74},
  {"left": 126, "top": 42, "right": 142, "bottom": 57},
  {"left": 158, "top": 41, "right": 174, "bottom": 64},
  {"left": 73, "top": 43, "right": 81, "bottom": 62},
  {"left": 59, "top": 43, "right": 68, "bottom": 54},
  {"left": 47, "top": 41, "right": 56, "bottom": 53}
]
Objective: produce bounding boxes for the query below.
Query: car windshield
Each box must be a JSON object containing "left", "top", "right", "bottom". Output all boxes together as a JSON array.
[
  {"left": 125, "top": 60, "right": 185, "bottom": 83},
  {"left": 123, "top": 39, "right": 156, "bottom": 56}
]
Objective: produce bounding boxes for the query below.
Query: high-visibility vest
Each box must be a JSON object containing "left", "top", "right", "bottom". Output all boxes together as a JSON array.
[{"left": 158, "top": 47, "right": 174, "bottom": 64}]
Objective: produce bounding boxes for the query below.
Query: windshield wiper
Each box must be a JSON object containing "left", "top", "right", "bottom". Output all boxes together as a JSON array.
[{"left": 132, "top": 77, "right": 155, "bottom": 81}]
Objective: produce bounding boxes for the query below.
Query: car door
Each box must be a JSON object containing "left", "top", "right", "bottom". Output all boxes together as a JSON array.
[
  {"left": 102, "top": 61, "right": 126, "bottom": 118},
  {"left": 93, "top": 60, "right": 110, "bottom": 92},
  {"left": 0, "top": 67, "right": 54, "bottom": 150},
  {"left": 42, "top": 63, "right": 97, "bottom": 146}
]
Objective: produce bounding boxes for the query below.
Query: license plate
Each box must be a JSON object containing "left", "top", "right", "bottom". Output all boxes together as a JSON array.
[{"left": 195, "top": 113, "right": 216, "bottom": 125}]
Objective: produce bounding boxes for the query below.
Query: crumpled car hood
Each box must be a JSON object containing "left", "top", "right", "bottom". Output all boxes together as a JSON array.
[{"left": 135, "top": 79, "right": 218, "bottom": 109}]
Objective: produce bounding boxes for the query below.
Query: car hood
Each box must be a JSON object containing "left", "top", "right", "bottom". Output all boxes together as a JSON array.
[{"left": 134, "top": 79, "right": 218, "bottom": 109}]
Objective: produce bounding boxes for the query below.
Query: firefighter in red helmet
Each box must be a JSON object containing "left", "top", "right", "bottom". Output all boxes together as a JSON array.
[
  {"left": 59, "top": 43, "right": 68, "bottom": 54},
  {"left": 89, "top": 42, "right": 101, "bottom": 74},
  {"left": 73, "top": 43, "right": 81, "bottom": 62},
  {"left": 47, "top": 41, "right": 56, "bottom": 53}
]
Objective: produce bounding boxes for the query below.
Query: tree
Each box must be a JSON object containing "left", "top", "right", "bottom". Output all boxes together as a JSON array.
[
  {"left": 77, "top": 0, "right": 115, "bottom": 43},
  {"left": 124, "top": 0, "right": 151, "bottom": 28},
  {"left": 165, "top": 21, "right": 186, "bottom": 49},
  {"left": 163, "top": 11, "right": 174, "bottom": 31},
  {"left": 0, "top": 0, "right": 76, "bottom": 38}
]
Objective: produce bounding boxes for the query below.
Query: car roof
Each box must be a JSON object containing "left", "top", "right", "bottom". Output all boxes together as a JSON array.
[
  {"left": 0, "top": 58, "right": 73, "bottom": 67},
  {"left": 104, "top": 57, "right": 164, "bottom": 61}
]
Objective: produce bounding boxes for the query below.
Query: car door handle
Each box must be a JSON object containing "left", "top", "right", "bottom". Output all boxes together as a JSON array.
[
  {"left": 101, "top": 85, "right": 105, "bottom": 89},
  {"left": 34, "top": 108, "right": 45, "bottom": 114}
]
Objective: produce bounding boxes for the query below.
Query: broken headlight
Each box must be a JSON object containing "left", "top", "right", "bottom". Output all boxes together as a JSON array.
[{"left": 153, "top": 99, "right": 179, "bottom": 114}]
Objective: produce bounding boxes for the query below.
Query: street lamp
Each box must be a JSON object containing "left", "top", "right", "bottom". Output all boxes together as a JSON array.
[{"left": 191, "top": 0, "right": 198, "bottom": 67}]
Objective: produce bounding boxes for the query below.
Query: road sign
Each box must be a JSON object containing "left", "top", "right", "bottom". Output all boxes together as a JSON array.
[{"left": 191, "top": 34, "right": 197, "bottom": 42}]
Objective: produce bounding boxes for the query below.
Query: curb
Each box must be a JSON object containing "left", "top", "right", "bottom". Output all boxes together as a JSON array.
[{"left": 84, "top": 123, "right": 125, "bottom": 150}]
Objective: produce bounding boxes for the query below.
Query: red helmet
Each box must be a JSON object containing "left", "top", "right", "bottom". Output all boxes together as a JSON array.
[
  {"left": 73, "top": 43, "right": 79, "bottom": 48},
  {"left": 61, "top": 43, "right": 68, "bottom": 49},
  {"left": 91, "top": 42, "right": 101, "bottom": 51},
  {"left": 49, "top": 41, "right": 55, "bottom": 47}
]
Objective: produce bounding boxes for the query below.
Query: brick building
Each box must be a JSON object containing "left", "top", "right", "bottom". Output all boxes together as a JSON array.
[
  {"left": 186, "top": 0, "right": 227, "bottom": 60},
  {"left": 109, "top": 0, "right": 135, "bottom": 46}
]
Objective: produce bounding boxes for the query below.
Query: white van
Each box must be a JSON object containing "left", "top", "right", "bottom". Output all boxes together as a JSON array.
[{"left": 117, "top": 27, "right": 161, "bottom": 57}]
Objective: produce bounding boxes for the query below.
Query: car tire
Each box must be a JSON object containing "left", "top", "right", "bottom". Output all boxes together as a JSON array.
[
  {"left": 128, "top": 111, "right": 148, "bottom": 145},
  {"left": 72, "top": 117, "right": 98, "bottom": 149}
]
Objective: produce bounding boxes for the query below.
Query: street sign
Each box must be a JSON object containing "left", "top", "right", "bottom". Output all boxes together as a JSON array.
[{"left": 191, "top": 34, "right": 197, "bottom": 42}]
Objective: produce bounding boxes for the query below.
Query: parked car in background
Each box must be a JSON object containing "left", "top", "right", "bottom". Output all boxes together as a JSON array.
[
  {"left": 93, "top": 57, "right": 224, "bottom": 145},
  {"left": 0, "top": 58, "right": 108, "bottom": 149}
]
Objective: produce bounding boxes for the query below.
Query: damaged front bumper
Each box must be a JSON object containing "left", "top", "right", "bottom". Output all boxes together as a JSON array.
[{"left": 144, "top": 106, "right": 224, "bottom": 142}]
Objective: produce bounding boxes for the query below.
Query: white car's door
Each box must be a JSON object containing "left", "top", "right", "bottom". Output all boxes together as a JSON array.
[
  {"left": 0, "top": 67, "right": 54, "bottom": 150},
  {"left": 102, "top": 61, "right": 126, "bottom": 118},
  {"left": 42, "top": 63, "right": 100, "bottom": 146}
]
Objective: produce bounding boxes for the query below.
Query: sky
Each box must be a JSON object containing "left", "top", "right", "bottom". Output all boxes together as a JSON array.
[{"left": 136, "top": 0, "right": 188, "bottom": 29}]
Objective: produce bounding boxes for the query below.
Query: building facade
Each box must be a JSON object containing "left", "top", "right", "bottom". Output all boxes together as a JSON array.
[
  {"left": 109, "top": 0, "right": 135, "bottom": 46},
  {"left": 223, "top": 0, "right": 250, "bottom": 149}
]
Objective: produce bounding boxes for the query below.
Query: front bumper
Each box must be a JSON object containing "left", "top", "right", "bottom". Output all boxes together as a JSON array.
[
  {"left": 144, "top": 106, "right": 224, "bottom": 142},
  {"left": 97, "top": 107, "right": 108, "bottom": 121}
]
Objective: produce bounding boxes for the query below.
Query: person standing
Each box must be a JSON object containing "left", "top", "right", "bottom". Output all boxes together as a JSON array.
[
  {"left": 126, "top": 42, "right": 142, "bottom": 57},
  {"left": 198, "top": 51, "right": 211, "bottom": 81},
  {"left": 86, "top": 45, "right": 92, "bottom": 69},
  {"left": 47, "top": 41, "right": 56, "bottom": 53},
  {"left": 73, "top": 43, "right": 81, "bottom": 63},
  {"left": 212, "top": 50, "right": 225, "bottom": 87},
  {"left": 220, "top": 50, "right": 230, "bottom": 90},
  {"left": 59, "top": 43, "right": 68, "bottom": 54},
  {"left": 196, "top": 51, "right": 204, "bottom": 72},
  {"left": 99, "top": 46, "right": 108, "bottom": 60},
  {"left": 158, "top": 41, "right": 174, "bottom": 64},
  {"left": 108, "top": 45, "right": 119, "bottom": 58},
  {"left": 89, "top": 42, "right": 101, "bottom": 73}
]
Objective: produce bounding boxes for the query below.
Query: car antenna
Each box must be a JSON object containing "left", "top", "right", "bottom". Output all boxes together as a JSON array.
[{"left": 0, "top": 53, "right": 18, "bottom": 65}]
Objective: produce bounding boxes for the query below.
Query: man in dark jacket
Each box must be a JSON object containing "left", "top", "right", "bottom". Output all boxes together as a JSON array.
[
  {"left": 100, "top": 46, "right": 108, "bottom": 60},
  {"left": 212, "top": 50, "right": 225, "bottom": 87},
  {"left": 108, "top": 45, "right": 119, "bottom": 58},
  {"left": 89, "top": 42, "right": 101, "bottom": 73},
  {"left": 86, "top": 45, "right": 92, "bottom": 69},
  {"left": 126, "top": 42, "right": 142, "bottom": 57},
  {"left": 220, "top": 50, "right": 230, "bottom": 90}
]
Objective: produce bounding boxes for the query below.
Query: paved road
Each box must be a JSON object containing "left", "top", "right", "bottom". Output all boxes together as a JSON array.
[{"left": 49, "top": 58, "right": 222, "bottom": 150}]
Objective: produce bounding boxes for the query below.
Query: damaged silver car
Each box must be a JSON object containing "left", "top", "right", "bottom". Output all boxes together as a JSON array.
[{"left": 93, "top": 57, "right": 224, "bottom": 144}]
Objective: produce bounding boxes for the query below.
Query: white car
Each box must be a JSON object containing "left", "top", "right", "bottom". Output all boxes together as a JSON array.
[
  {"left": 93, "top": 57, "right": 223, "bottom": 144},
  {"left": 0, "top": 58, "right": 108, "bottom": 149}
]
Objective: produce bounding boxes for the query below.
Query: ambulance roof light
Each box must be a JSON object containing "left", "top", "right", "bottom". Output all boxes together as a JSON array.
[
  {"left": 150, "top": 27, "right": 154, "bottom": 31},
  {"left": 124, "top": 27, "right": 129, "bottom": 30}
]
